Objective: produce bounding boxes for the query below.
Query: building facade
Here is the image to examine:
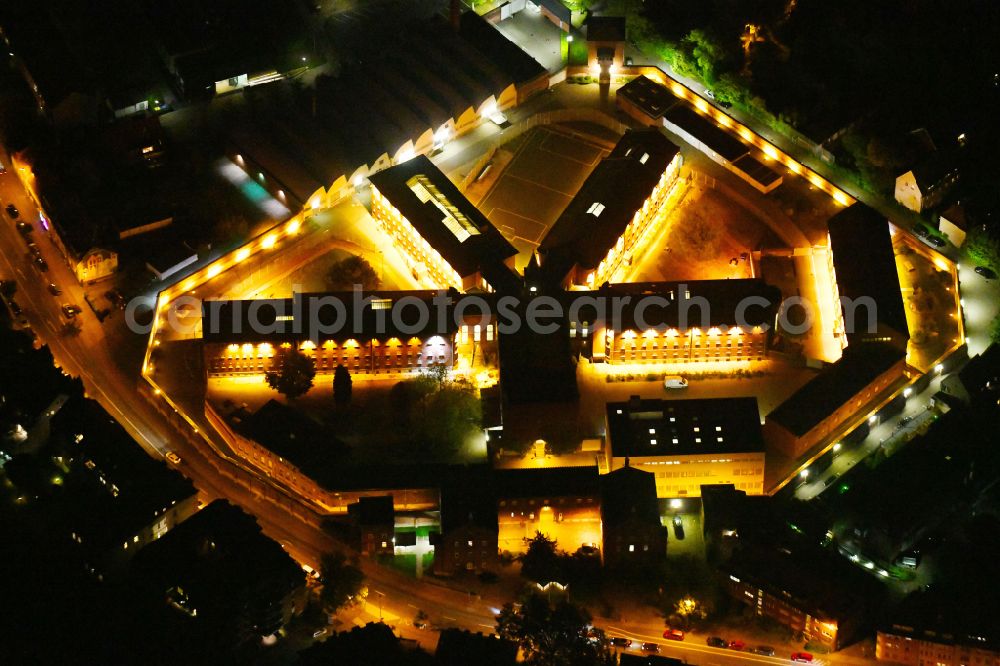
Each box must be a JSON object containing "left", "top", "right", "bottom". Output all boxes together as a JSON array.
[
  {"left": 877, "top": 629, "right": 1000, "bottom": 666},
  {"left": 604, "top": 396, "right": 766, "bottom": 498}
]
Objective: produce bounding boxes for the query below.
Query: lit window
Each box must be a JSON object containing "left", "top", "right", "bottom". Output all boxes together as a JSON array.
[
  {"left": 639, "top": 152, "right": 649, "bottom": 164},
  {"left": 586, "top": 202, "right": 606, "bottom": 217},
  {"left": 371, "top": 298, "right": 392, "bottom": 310},
  {"left": 650, "top": 439, "right": 657, "bottom": 445},
  {"left": 628, "top": 544, "right": 635, "bottom": 552},
  {"left": 715, "top": 426, "right": 722, "bottom": 431},
  {"left": 648, "top": 428, "right": 655, "bottom": 434}
]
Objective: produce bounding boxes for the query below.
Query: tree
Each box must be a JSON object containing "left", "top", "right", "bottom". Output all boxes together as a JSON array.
[
  {"left": 265, "top": 347, "right": 316, "bottom": 399},
  {"left": 521, "top": 532, "right": 562, "bottom": 584},
  {"left": 496, "top": 592, "right": 612, "bottom": 666},
  {"left": 319, "top": 551, "right": 366, "bottom": 612},
  {"left": 333, "top": 364, "right": 352, "bottom": 407},
  {"left": 672, "top": 595, "right": 709, "bottom": 630},
  {"left": 325, "top": 255, "right": 379, "bottom": 292}
]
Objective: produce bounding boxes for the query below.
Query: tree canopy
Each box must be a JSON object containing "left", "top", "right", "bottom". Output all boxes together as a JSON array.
[
  {"left": 496, "top": 592, "right": 612, "bottom": 666},
  {"left": 319, "top": 551, "right": 366, "bottom": 612},
  {"left": 333, "top": 364, "right": 353, "bottom": 406},
  {"left": 325, "top": 255, "right": 380, "bottom": 292},
  {"left": 265, "top": 347, "right": 316, "bottom": 399}
]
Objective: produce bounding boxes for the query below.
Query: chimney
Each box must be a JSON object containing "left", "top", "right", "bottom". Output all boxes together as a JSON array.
[{"left": 450, "top": 0, "right": 460, "bottom": 30}]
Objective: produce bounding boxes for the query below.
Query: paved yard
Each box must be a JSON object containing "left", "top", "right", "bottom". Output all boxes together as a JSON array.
[{"left": 477, "top": 126, "right": 610, "bottom": 270}]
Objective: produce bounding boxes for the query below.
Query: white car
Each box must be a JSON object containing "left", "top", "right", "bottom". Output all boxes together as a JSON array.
[
  {"left": 704, "top": 89, "right": 716, "bottom": 99},
  {"left": 664, "top": 376, "right": 688, "bottom": 389},
  {"left": 165, "top": 451, "right": 182, "bottom": 465}
]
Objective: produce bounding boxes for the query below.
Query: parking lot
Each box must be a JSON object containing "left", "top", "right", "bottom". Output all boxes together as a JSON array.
[{"left": 477, "top": 125, "right": 610, "bottom": 270}]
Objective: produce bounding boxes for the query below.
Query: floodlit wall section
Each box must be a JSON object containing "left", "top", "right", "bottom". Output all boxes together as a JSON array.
[
  {"left": 608, "top": 452, "right": 765, "bottom": 498},
  {"left": 585, "top": 151, "right": 684, "bottom": 287},
  {"left": 370, "top": 184, "right": 465, "bottom": 291},
  {"left": 206, "top": 405, "right": 438, "bottom": 513},
  {"left": 595, "top": 325, "right": 770, "bottom": 365},
  {"left": 203, "top": 335, "right": 459, "bottom": 377}
]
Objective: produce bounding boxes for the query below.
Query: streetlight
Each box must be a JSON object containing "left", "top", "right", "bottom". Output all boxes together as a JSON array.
[
  {"left": 833, "top": 442, "right": 841, "bottom": 453},
  {"left": 903, "top": 387, "right": 913, "bottom": 398}
]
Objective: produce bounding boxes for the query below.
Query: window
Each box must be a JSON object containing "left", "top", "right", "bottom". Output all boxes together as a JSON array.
[{"left": 586, "top": 202, "right": 606, "bottom": 217}]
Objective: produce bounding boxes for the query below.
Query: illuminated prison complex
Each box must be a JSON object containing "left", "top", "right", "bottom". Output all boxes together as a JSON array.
[
  {"left": 604, "top": 396, "right": 766, "bottom": 498},
  {"left": 532, "top": 127, "right": 684, "bottom": 289},
  {"left": 201, "top": 291, "right": 499, "bottom": 377}
]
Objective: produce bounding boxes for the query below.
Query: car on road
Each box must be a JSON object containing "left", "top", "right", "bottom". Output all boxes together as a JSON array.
[
  {"left": 27, "top": 242, "right": 41, "bottom": 257},
  {"left": 899, "top": 415, "right": 914, "bottom": 426},
  {"left": 34, "top": 255, "right": 48, "bottom": 272},
  {"left": 707, "top": 636, "right": 728, "bottom": 648},
  {"left": 662, "top": 628, "right": 685, "bottom": 641},
  {"left": 47, "top": 283, "right": 61, "bottom": 296},
  {"left": 664, "top": 375, "right": 688, "bottom": 389},
  {"left": 704, "top": 89, "right": 715, "bottom": 99},
  {"left": 791, "top": 652, "right": 814, "bottom": 662},
  {"left": 755, "top": 646, "right": 776, "bottom": 656},
  {"left": 719, "top": 100, "right": 733, "bottom": 108},
  {"left": 5, "top": 203, "right": 20, "bottom": 218},
  {"left": 974, "top": 265, "right": 997, "bottom": 279},
  {"left": 609, "top": 637, "right": 632, "bottom": 648},
  {"left": 16, "top": 220, "right": 32, "bottom": 235},
  {"left": 61, "top": 304, "right": 81, "bottom": 319},
  {"left": 641, "top": 642, "right": 660, "bottom": 652},
  {"left": 9, "top": 299, "right": 23, "bottom": 316},
  {"left": 165, "top": 451, "right": 182, "bottom": 465},
  {"left": 729, "top": 640, "right": 746, "bottom": 650}
]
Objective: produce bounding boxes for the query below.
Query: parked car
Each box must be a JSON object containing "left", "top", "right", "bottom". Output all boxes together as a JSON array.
[
  {"left": 165, "top": 451, "right": 182, "bottom": 465},
  {"left": 609, "top": 637, "right": 632, "bottom": 648},
  {"left": 34, "top": 256, "right": 48, "bottom": 272},
  {"left": 662, "top": 628, "right": 685, "bottom": 641},
  {"left": 756, "top": 645, "right": 776, "bottom": 656},
  {"left": 729, "top": 640, "right": 746, "bottom": 651},
  {"left": 919, "top": 233, "right": 946, "bottom": 248},
  {"left": 791, "top": 652, "right": 814, "bottom": 662},
  {"left": 974, "top": 265, "right": 997, "bottom": 279},
  {"left": 16, "top": 220, "right": 32, "bottom": 235},
  {"left": 673, "top": 515, "right": 685, "bottom": 540},
  {"left": 61, "top": 304, "right": 81, "bottom": 319},
  {"left": 27, "top": 242, "right": 41, "bottom": 257},
  {"left": 5, "top": 203, "right": 20, "bottom": 218},
  {"left": 719, "top": 100, "right": 733, "bottom": 109},
  {"left": 47, "top": 283, "right": 61, "bottom": 296},
  {"left": 10, "top": 299, "right": 23, "bottom": 316},
  {"left": 704, "top": 89, "right": 716, "bottom": 99},
  {"left": 706, "top": 636, "right": 728, "bottom": 648},
  {"left": 664, "top": 376, "right": 688, "bottom": 389},
  {"left": 641, "top": 642, "right": 660, "bottom": 653}
]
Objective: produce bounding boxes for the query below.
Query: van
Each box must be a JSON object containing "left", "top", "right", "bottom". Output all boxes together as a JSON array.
[{"left": 663, "top": 376, "right": 688, "bottom": 389}]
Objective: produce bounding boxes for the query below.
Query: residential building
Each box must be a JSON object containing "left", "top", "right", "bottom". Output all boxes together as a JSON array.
[
  {"left": 765, "top": 343, "right": 908, "bottom": 458},
  {"left": 895, "top": 157, "right": 960, "bottom": 213},
  {"left": 201, "top": 290, "right": 498, "bottom": 377},
  {"left": 348, "top": 495, "right": 395, "bottom": 557},
  {"left": 827, "top": 204, "right": 909, "bottom": 351},
  {"left": 599, "top": 464, "right": 667, "bottom": 567},
  {"left": 941, "top": 345, "right": 1000, "bottom": 406},
  {"left": 369, "top": 156, "right": 520, "bottom": 293},
  {"left": 938, "top": 202, "right": 969, "bottom": 247},
  {"left": 54, "top": 397, "right": 201, "bottom": 578},
  {"left": 131, "top": 500, "right": 307, "bottom": 641},
  {"left": 877, "top": 590, "right": 1000, "bottom": 666},
  {"left": 434, "top": 466, "right": 499, "bottom": 576},
  {"left": 533, "top": 128, "right": 683, "bottom": 289},
  {"left": 495, "top": 467, "right": 601, "bottom": 554},
  {"left": 586, "top": 16, "right": 627, "bottom": 75},
  {"left": 604, "top": 396, "right": 766, "bottom": 498},
  {"left": 721, "top": 542, "right": 884, "bottom": 651}
]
